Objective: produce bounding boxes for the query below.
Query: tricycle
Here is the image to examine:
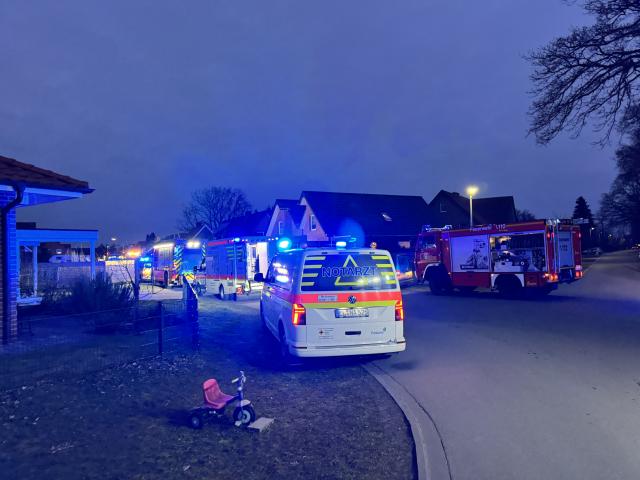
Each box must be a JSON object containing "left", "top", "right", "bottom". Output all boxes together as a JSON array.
[{"left": 189, "top": 371, "right": 256, "bottom": 429}]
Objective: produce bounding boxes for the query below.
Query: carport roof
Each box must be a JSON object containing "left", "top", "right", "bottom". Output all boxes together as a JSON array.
[{"left": 0, "top": 155, "right": 92, "bottom": 193}]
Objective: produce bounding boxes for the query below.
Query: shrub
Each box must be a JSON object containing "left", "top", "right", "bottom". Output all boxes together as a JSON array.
[{"left": 43, "top": 273, "right": 134, "bottom": 333}]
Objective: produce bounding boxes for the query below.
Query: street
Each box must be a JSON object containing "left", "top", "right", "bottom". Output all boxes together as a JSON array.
[{"left": 376, "top": 250, "right": 640, "bottom": 480}]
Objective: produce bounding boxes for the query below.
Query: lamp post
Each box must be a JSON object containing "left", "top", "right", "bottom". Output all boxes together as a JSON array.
[{"left": 466, "top": 186, "right": 479, "bottom": 228}]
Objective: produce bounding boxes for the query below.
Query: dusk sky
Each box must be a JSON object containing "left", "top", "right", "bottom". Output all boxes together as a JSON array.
[{"left": 0, "top": 0, "right": 615, "bottom": 243}]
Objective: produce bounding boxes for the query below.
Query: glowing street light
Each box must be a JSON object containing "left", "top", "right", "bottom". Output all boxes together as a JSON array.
[{"left": 466, "top": 185, "right": 479, "bottom": 228}]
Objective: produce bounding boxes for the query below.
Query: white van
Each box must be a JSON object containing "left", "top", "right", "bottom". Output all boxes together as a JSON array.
[{"left": 257, "top": 248, "right": 406, "bottom": 360}]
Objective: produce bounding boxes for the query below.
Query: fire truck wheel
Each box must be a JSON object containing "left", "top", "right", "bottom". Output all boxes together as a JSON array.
[
  {"left": 429, "top": 267, "right": 451, "bottom": 295},
  {"left": 496, "top": 275, "right": 523, "bottom": 299},
  {"left": 429, "top": 277, "right": 444, "bottom": 295},
  {"left": 218, "top": 285, "right": 225, "bottom": 300}
]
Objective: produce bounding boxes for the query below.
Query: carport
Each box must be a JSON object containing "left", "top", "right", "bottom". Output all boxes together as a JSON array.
[
  {"left": 16, "top": 227, "right": 98, "bottom": 303},
  {"left": 1, "top": 155, "right": 93, "bottom": 342}
]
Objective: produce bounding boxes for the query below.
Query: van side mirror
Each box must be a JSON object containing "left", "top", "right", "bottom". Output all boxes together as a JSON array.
[{"left": 253, "top": 273, "right": 264, "bottom": 282}]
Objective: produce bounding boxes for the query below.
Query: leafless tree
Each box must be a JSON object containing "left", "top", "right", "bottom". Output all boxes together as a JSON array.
[
  {"left": 515, "top": 209, "right": 537, "bottom": 221},
  {"left": 599, "top": 124, "right": 640, "bottom": 241},
  {"left": 527, "top": 1, "right": 640, "bottom": 145},
  {"left": 178, "top": 187, "right": 251, "bottom": 234}
]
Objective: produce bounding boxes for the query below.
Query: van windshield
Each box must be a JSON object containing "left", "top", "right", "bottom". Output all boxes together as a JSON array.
[{"left": 300, "top": 252, "right": 398, "bottom": 291}]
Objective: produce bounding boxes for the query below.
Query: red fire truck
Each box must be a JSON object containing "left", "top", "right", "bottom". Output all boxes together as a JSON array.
[{"left": 414, "top": 220, "right": 583, "bottom": 296}]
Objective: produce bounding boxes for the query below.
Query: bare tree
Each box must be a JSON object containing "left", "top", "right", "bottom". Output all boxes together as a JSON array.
[
  {"left": 527, "top": 1, "right": 640, "bottom": 145},
  {"left": 599, "top": 125, "right": 640, "bottom": 241},
  {"left": 178, "top": 187, "right": 251, "bottom": 234},
  {"left": 515, "top": 209, "right": 537, "bottom": 221}
]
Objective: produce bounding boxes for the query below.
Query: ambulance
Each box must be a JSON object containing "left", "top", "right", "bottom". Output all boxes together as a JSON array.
[{"left": 256, "top": 247, "right": 406, "bottom": 360}]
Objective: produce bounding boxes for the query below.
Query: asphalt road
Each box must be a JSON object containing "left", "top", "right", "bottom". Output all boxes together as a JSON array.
[{"left": 376, "top": 250, "right": 640, "bottom": 480}]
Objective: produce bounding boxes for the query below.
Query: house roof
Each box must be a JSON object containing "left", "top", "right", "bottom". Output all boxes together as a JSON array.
[
  {"left": 301, "top": 191, "right": 430, "bottom": 237},
  {"left": 218, "top": 209, "right": 273, "bottom": 238},
  {"left": 0, "top": 155, "right": 92, "bottom": 193}
]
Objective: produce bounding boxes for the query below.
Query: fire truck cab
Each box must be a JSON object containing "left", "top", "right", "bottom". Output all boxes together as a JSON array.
[{"left": 415, "top": 220, "right": 583, "bottom": 297}]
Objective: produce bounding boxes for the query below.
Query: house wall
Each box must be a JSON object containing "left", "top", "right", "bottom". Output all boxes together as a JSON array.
[
  {"left": 429, "top": 193, "right": 470, "bottom": 229},
  {"left": 0, "top": 190, "right": 18, "bottom": 341},
  {"left": 299, "top": 197, "right": 329, "bottom": 242},
  {"left": 266, "top": 206, "right": 302, "bottom": 237}
]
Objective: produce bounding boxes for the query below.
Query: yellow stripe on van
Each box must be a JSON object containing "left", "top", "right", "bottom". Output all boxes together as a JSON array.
[
  {"left": 386, "top": 280, "right": 398, "bottom": 284},
  {"left": 306, "top": 256, "right": 326, "bottom": 260},
  {"left": 305, "top": 300, "right": 397, "bottom": 309},
  {"left": 371, "top": 255, "right": 389, "bottom": 260},
  {"left": 302, "top": 273, "right": 318, "bottom": 278},
  {"left": 300, "top": 282, "right": 315, "bottom": 287},
  {"left": 304, "top": 264, "right": 322, "bottom": 269},
  {"left": 376, "top": 263, "right": 393, "bottom": 268}
]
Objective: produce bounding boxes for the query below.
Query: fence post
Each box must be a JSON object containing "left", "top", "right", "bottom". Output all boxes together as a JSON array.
[
  {"left": 158, "top": 302, "right": 164, "bottom": 357},
  {"left": 182, "top": 274, "right": 199, "bottom": 351}
]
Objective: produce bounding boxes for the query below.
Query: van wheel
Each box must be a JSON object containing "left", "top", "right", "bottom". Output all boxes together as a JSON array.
[
  {"left": 218, "top": 285, "right": 225, "bottom": 301},
  {"left": 278, "top": 323, "right": 298, "bottom": 367},
  {"left": 260, "top": 304, "right": 268, "bottom": 332}
]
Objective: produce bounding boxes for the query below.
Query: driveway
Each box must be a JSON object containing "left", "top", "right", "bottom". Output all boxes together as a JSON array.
[{"left": 375, "top": 250, "right": 640, "bottom": 480}]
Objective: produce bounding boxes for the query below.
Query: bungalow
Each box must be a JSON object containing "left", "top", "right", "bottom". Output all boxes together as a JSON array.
[{"left": 0, "top": 155, "right": 92, "bottom": 342}]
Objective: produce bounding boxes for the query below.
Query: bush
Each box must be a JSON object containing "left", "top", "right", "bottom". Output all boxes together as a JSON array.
[{"left": 43, "top": 273, "right": 134, "bottom": 333}]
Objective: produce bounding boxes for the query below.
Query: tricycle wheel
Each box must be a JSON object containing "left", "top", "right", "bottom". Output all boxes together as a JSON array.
[
  {"left": 233, "top": 405, "right": 256, "bottom": 426},
  {"left": 189, "top": 411, "right": 203, "bottom": 429}
]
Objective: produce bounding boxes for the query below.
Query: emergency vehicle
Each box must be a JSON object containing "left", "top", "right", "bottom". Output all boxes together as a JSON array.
[
  {"left": 139, "top": 239, "right": 205, "bottom": 287},
  {"left": 203, "top": 237, "right": 276, "bottom": 300},
  {"left": 257, "top": 247, "right": 406, "bottom": 360},
  {"left": 414, "top": 220, "right": 582, "bottom": 296}
]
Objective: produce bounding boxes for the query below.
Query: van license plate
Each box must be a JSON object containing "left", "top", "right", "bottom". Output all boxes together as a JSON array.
[{"left": 335, "top": 308, "right": 369, "bottom": 318}]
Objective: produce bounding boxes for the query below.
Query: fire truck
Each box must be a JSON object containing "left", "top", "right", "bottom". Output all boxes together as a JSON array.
[
  {"left": 414, "top": 220, "right": 583, "bottom": 296},
  {"left": 202, "top": 237, "right": 277, "bottom": 300},
  {"left": 139, "top": 239, "right": 205, "bottom": 287}
]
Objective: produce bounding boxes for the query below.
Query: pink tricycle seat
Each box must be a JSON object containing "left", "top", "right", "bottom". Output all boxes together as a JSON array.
[{"left": 202, "top": 379, "right": 234, "bottom": 409}]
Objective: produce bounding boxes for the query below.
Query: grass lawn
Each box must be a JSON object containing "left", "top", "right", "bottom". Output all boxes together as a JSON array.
[{"left": 0, "top": 297, "right": 416, "bottom": 480}]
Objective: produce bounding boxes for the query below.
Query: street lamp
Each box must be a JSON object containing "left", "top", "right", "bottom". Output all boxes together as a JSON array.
[{"left": 466, "top": 185, "right": 479, "bottom": 228}]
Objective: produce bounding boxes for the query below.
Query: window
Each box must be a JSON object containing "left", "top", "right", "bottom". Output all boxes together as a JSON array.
[
  {"left": 439, "top": 202, "right": 447, "bottom": 213},
  {"left": 381, "top": 212, "right": 392, "bottom": 222},
  {"left": 310, "top": 214, "right": 317, "bottom": 231},
  {"left": 269, "top": 254, "right": 295, "bottom": 290},
  {"left": 278, "top": 221, "right": 284, "bottom": 235}
]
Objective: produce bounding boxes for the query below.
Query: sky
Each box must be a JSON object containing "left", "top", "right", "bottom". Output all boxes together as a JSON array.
[{"left": 0, "top": 0, "right": 616, "bottom": 243}]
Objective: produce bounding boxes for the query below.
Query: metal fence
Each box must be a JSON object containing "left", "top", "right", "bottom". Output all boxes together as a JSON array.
[{"left": 0, "top": 281, "right": 199, "bottom": 392}]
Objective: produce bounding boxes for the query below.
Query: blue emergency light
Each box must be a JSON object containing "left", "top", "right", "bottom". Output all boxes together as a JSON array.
[
  {"left": 335, "top": 241, "right": 347, "bottom": 248},
  {"left": 277, "top": 238, "right": 292, "bottom": 251}
]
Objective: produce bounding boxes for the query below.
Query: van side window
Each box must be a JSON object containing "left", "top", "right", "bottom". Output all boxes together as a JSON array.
[
  {"left": 272, "top": 254, "right": 294, "bottom": 290},
  {"left": 265, "top": 260, "right": 276, "bottom": 283}
]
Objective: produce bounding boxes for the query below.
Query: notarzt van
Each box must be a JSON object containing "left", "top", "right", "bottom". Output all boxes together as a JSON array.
[{"left": 256, "top": 248, "right": 406, "bottom": 360}]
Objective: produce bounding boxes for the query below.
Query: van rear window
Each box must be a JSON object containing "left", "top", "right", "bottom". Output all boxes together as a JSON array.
[{"left": 301, "top": 253, "right": 398, "bottom": 291}]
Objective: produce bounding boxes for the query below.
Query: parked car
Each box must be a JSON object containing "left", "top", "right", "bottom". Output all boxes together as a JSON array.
[
  {"left": 583, "top": 247, "right": 603, "bottom": 257},
  {"left": 256, "top": 247, "right": 406, "bottom": 362}
]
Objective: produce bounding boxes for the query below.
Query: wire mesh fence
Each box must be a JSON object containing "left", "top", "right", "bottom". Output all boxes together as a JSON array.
[{"left": 0, "top": 284, "right": 199, "bottom": 392}]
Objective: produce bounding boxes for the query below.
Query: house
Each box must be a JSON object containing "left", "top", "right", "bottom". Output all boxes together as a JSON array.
[
  {"left": 427, "top": 190, "right": 517, "bottom": 229},
  {"left": 1, "top": 155, "right": 93, "bottom": 341},
  {"left": 265, "top": 191, "right": 431, "bottom": 251},
  {"left": 216, "top": 209, "right": 273, "bottom": 238},
  {"left": 266, "top": 199, "right": 306, "bottom": 237}
]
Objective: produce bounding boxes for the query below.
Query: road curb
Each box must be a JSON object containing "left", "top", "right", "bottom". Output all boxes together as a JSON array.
[{"left": 364, "top": 362, "right": 451, "bottom": 480}]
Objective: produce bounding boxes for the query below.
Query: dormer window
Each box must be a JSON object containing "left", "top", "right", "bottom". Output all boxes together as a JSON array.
[{"left": 381, "top": 212, "right": 392, "bottom": 222}]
